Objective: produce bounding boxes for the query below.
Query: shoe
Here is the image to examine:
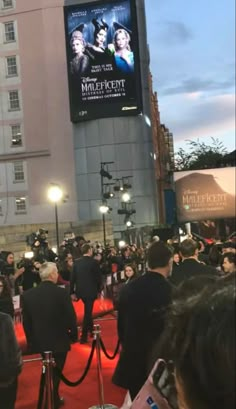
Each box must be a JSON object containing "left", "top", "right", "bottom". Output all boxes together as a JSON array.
[{"left": 55, "top": 396, "right": 65, "bottom": 408}]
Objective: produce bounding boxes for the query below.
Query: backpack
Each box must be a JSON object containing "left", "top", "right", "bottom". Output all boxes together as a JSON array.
[{"left": 0, "top": 312, "right": 22, "bottom": 386}]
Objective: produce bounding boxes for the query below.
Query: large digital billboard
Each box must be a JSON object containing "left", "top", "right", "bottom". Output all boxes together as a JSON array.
[
  {"left": 174, "top": 167, "right": 236, "bottom": 222},
  {"left": 64, "top": 0, "right": 142, "bottom": 122}
]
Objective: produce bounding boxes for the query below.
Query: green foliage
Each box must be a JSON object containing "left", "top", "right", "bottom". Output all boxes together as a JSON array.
[{"left": 174, "top": 138, "right": 228, "bottom": 171}]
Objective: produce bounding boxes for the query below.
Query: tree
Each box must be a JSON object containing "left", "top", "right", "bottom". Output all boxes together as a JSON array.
[{"left": 174, "top": 138, "right": 228, "bottom": 171}]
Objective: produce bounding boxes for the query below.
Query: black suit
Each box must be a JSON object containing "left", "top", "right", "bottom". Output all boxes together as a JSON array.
[
  {"left": 22, "top": 281, "right": 77, "bottom": 405},
  {"left": 112, "top": 271, "right": 172, "bottom": 399},
  {"left": 70, "top": 256, "right": 102, "bottom": 341},
  {"left": 170, "top": 258, "right": 218, "bottom": 287}
]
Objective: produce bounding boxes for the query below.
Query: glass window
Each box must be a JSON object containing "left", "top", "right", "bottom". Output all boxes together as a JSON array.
[
  {"left": 11, "top": 125, "right": 22, "bottom": 146},
  {"left": 2, "top": 0, "right": 13, "bottom": 8},
  {"left": 4, "top": 21, "right": 15, "bottom": 42},
  {"left": 15, "top": 197, "right": 26, "bottom": 213},
  {"left": 13, "top": 161, "right": 24, "bottom": 182},
  {"left": 8, "top": 90, "right": 20, "bottom": 110},
  {"left": 6, "top": 56, "right": 17, "bottom": 76}
]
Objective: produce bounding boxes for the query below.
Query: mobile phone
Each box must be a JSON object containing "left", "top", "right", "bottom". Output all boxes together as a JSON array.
[
  {"left": 131, "top": 359, "right": 177, "bottom": 409},
  {"left": 152, "top": 360, "right": 178, "bottom": 409}
]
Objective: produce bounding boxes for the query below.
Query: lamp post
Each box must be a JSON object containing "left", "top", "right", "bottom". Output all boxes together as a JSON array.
[
  {"left": 47, "top": 184, "right": 63, "bottom": 252},
  {"left": 99, "top": 162, "right": 114, "bottom": 246}
]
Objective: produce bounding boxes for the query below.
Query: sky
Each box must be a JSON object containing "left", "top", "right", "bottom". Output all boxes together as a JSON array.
[{"left": 145, "top": 0, "right": 235, "bottom": 153}]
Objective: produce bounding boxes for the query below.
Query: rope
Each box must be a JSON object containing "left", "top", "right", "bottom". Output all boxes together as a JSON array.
[
  {"left": 37, "top": 365, "right": 46, "bottom": 409},
  {"left": 55, "top": 340, "right": 96, "bottom": 387},
  {"left": 100, "top": 338, "right": 120, "bottom": 360}
]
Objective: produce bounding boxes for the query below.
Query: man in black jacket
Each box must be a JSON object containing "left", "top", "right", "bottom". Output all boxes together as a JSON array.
[
  {"left": 170, "top": 239, "right": 218, "bottom": 287},
  {"left": 22, "top": 262, "right": 77, "bottom": 408},
  {"left": 70, "top": 243, "right": 102, "bottom": 344},
  {"left": 112, "top": 241, "right": 173, "bottom": 400}
]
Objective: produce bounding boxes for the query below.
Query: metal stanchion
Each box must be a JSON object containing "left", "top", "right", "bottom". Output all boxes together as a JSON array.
[
  {"left": 89, "top": 324, "right": 118, "bottom": 409},
  {"left": 43, "top": 351, "right": 55, "bottom": 409}
]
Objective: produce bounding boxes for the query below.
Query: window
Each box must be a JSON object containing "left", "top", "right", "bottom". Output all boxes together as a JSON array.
[
  {"left": 6, "top": 56, "right": 17, "bottom": 76},
  {"left": 15, "top": 197, "right": 26, "bottom": 213},
  {"left": 2, "top": 0, "right": 13, "bottom": 8},
  {"left": 11, "top": 125, "right": 22, "bottom": 146},
  {"left": 13, "top": 161, "right": 24, "bottom": 182},
  {"left": 4, "top": 21, "right": 15, "bottom": 42},
  {"left": 8, "top": 90, "right": 20, "bottom": 110}
]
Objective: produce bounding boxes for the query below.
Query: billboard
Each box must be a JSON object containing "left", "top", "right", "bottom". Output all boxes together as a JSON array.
[
  {"left": 174, "top": 167, "right": 236, "bottom": 222},
  {"left": 64, "top": 0, "right": 142, "bottom": 122}
]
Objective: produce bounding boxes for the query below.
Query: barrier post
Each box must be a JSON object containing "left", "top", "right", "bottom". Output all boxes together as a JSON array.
[
  {"left": 43, "top": 351, "right": 54, "bottom": 409},
  {"left": 89, "top": 324, "right": 118, "bottom": 409}
]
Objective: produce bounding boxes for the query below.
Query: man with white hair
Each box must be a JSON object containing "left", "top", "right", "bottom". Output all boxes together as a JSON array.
[{"left": 22, "top": 262, "right": 77, "bottom": 408}]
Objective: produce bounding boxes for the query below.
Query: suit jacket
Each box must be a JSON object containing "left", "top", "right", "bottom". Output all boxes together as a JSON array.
[
  {"left": 112, "top": 271, "right": 172, "bottom": 394},
  {"left": 22, "top": 281, "right": 77, "bottom": 354},
  {"left": 170, "top": 258, "right": 218, "bottom": 287},
  {"left": 70, "top": 256, "right": 102, "bottom": 300}
]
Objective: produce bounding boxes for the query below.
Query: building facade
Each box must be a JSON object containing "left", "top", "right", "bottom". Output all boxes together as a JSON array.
[{"left": 0, "top": 0, "right": 159, "bottom": 238}]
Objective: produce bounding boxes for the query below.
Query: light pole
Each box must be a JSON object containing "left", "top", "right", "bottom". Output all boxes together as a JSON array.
[
  {"left": 47, "top": 184, "right": 63, "bottom": 252},
  {"left": 99, "top": 162, "right": 113, "bottom": 246}
]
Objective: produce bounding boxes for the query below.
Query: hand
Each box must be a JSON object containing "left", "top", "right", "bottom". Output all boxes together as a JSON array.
[{"left": 71, "top": 294, "right": 77, "bottom": 301}]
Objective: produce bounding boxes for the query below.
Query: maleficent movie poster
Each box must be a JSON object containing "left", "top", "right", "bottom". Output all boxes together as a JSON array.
[
  {"left": 174, "top": 167, "right": 236, "bottom": 223},
  {"left": 64, "top": 0, "right": 142, "bottom": 122}
]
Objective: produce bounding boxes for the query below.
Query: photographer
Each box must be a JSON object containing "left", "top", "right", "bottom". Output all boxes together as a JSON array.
[{"left": 27, "top": 229, "right": 57, "bottom": 262}]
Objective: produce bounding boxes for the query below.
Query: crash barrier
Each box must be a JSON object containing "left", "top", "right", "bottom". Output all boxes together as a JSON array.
[{"left": 23, "top": 324, "right": 120, "bottom": 409}]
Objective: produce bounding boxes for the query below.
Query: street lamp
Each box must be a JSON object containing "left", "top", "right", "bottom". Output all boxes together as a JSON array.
[{"left": 47, "top": 184, "right": 63, "bottom": 252}]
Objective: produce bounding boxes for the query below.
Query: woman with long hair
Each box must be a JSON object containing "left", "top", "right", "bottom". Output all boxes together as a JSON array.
[{"left": 0, "top": 275, "right": 14, "bottom": 318}]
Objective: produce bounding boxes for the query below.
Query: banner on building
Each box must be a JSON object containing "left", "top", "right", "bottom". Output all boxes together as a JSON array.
[
  {"left": 174, "top": 167, "right": 236, "bottom": 222},
  {"left": 64, "top": 0, "right": 142, "bottom": 122}
]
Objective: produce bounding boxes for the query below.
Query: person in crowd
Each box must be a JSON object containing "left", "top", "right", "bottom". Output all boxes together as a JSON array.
[
  {"left": 172, "top": 252, "right": 181, "bottom": 268},
  {"left": 70, "top": 243, "right": 102, "bottom": 344},
  {"left": 0, "top": 312, "right": 22, "bottom": 409},
  {"left": 124, "top": 263, "right": 138, "bottom": 284},
  {"left": 121, "top": 246, "right": 133, "bottom": 266},
  {"left": 113, "top": 28, "right": 134, "bottom": 73},
  {"left": 170, "top": 239, "right": 218, "bottom": 286},
  {"left": 152, "top": 275, "right": 235, "bottom": 409},
  {"left": 112, "top": 241, "right": 173, "bottom": 401},
  {"left": 57, "top": 251, "right": 73, "bottom": 284},
  {"left": 222, "top": 252, "right": 236, "bottom": 275},
  {"left": 70, "top": 30, "right": 89, "bottom": 76},
  {"left": 0, "top": 252, "right": 25, "bottom": 295},
  {"left": 208, "top": 244, "right": 223, "bottom": 271},
  {"left": 22, "top": 262, "right": 77, "bottom": 408},
  {"left": 0, "top": 275, "right": 14, "bottom": 318}
]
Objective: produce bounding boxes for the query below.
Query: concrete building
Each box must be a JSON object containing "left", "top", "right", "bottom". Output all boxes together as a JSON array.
[{"left": 0, "top": 0, "right": 159, "bottom": 241}]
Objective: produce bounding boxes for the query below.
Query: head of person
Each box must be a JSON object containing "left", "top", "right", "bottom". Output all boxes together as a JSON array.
[
  {"left": 222, "top": 241, "right": 236, "bottom": 254},
  {"left": 39, "top": 262, "right": 58, "bottom": 283},
  {"left": 70, "top": 30, "right": 85, "bottom": 55},
  {"left": 113, "top": 28, "right": 131, "bottom": 51},
  {"left": 222, "top": 252, "right": 236, "bottom": 274},
  {"left": 92, "top": 19, "right": 108, "bottom": 48},
  {"left": 171, "top": 279, "right": 236, "bottom": 409},
  {"left": 173, "top": 252, "right": 181, "bottom": 264},
  {"left": 147, "top": 241, "right": 173, "bottom": 277},
  {"left": 179, "top": 239, "right": 198, "bottom": 260},
  {"left": 5, "top": 252, "right": 14, "bottom": 265},
  {"left": 65, "top": 252, "right": 73, "bottom": 268},
  {"left": 0, "top": 275, "right": 12, "bottom": 298},
  {"left": 81, "top": 243, "right": 93, "bottom": 257},
  {"left": 124, "top": 263, "right": 137, "bottom": 280}
]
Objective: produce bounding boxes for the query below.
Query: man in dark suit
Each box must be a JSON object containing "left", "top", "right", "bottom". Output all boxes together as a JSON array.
[
  {"left": 170, "top": 239, "right": 218, "bottom": 287},
  {"left": 22, "top": 262, "right": 77, "bottom": 408},
  {"left": 70, "top": 243, "right": 102, "bottom": 344},
  {"left": 112, "top": 241, "right": 173, "bottom": 400}
]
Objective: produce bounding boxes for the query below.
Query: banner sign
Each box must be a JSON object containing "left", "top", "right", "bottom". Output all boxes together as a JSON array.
[
  {"left": 174, "top": 167, "right": 236, "bottom": 222},
  {"left": 64, "top": 0, "right": 142, "bottom": 122}
]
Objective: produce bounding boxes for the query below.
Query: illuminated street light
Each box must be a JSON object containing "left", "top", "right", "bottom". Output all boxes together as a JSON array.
[
  {"left": 47, "top": 184, "right": 63, "bottom": 252},
  {"left": 99, "top": 204, "right": 109, "bottom": 214},
  {"left": 122, "top": 192, "right": 131, "bottom": 202},
  {"left": 118, "top": 240, "right": 126, "bottom": 248}
]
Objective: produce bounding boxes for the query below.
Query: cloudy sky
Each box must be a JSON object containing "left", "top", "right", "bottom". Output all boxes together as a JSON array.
[{"left": 145, "top": 0, "right": 235, "bottom": 153}]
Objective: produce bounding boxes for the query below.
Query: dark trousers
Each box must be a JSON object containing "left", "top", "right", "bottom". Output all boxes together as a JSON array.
[
  {"left": 53, "top": 352, "right": 67, "bottom": 403},
  {"left": 0, "top": 377, "right": 18, "bottom": 409},
  {"left": 81, "top": 298, "right": 95, "bottom": 340}
]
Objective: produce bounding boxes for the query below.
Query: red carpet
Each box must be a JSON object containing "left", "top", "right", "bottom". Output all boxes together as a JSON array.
[{"left": 15, "top": 317, "right": 125, "bottom": 409}]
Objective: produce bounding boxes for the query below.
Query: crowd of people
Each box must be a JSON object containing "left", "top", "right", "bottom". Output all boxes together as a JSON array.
[{"left": 0, "top": 231, "right": 235, "bottom": 409}]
